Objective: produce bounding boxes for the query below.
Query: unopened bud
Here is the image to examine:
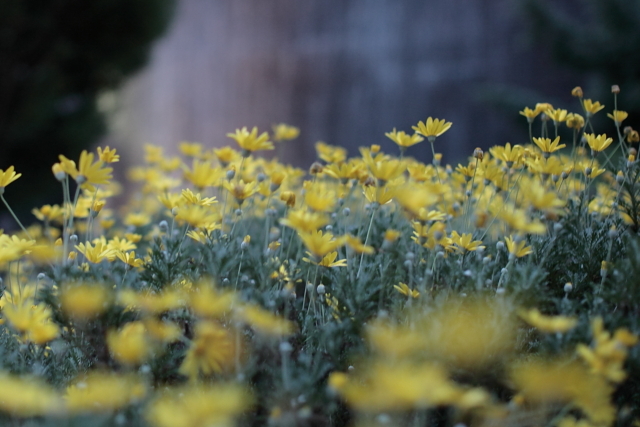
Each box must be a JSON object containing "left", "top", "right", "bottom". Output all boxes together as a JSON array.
[
  {"left": 52, "top": 164, "right": 66, "bottom": 181},
  {"left": 279, "top": 341, "right": 293, "bottom": 354},
  {"left": 611, "top": 85, "right": 620, "bottom": 94},
  {"left": 473, "top": 147, "right": 483, "bottom": 160},
  {"left": 309, "top": 162, "right": 324, "bottom": 175},
  {"left": 564, "top": 282, "right": 573, "bottom": 293},
  {"left": 316, "top": 284, "right": 325, "bottom": 295},
  {"left": 571, "top": 86, "right": 583, "bottom": 97}
]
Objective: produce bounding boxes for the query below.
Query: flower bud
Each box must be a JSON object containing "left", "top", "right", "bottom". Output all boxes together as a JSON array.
[
  {"left": 564, "top": 282, "right": 573, "bottom": 293},
  {"left": 52, "top": 163, "right": 66, "bottom": 181},
  {"left": 611, "top": 85, "right": 620, "bottom": 94},
  {"left": 226, "top": 167, "right": 236, "bottom": 180},
  {"left": 309, "top": 162, "right": 324, "bottom": 175},
  {"left": 571, "top": 86, "right": 583, "bottom": 97},
  {"left": 279, "top": 341, "right": 293, "bottom": 354}
]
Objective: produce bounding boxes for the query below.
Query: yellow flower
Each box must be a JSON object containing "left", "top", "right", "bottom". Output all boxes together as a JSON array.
[
  {"left": 32, "top": 204, "right": 64, "bottom": 223},
  {"left": 179, "top": 141, "right": 203, "bottom": 157},
  {"left": 115, "top": 251, "right": 145, "bottom": 268},
  {"left": 363, "top": 185, "right": 395, "bottom": 205},
  {"left": 518, "top": 176, "right": 565, "bottom": 213},
  {"left": 449, "top": 231, "right": 485, "bottom": 253},
  {"left": 304, "top": 251, "right": 347, "bottom": 267},
  {"left": 576, "top": 317, "right": 638, "bottom": 384},
  {"left": 385, "top": 128, "right": 424, "bottom": 148},
  {"left": 143, "top": 317, "right": 181, "bottom": 343},
  {"left": 235, "top": 305, "right": 295, "bottom": 337},
  {"left": 97, "top": 146, "right": 120, "bottom": 163},
  {"left": 107, "top": 236, "right": 137, "bottom": 252},
  {"left": 315, "top": 141, "right": 347, "bottom": 163},
  {"left": 535, "top": 102, "right": 553, "bottom": 115},
  {"left": 510, "top": 359, "right": 614, "bottom": 426},
  {"left": 124, "top": 212, "right": 151, "bottom": 227},
  {"left": 571, "top": 86, "right": 584, "bottom": 97},
  {"left": 489, "top": 142, "right": 523, "bottom": 167},
  {"left": 117, "top": 289, "right": 186, "bottom": 315},
  {"left": 607, "top": 110, "right": 628, "bottom": 126},
  {"left": 519, "top": 107, "right": 540, "bottom": 122},
  {"left": 227, "top": 126, "right": 273, "bottom": 155},
  {"left": 532, "top": 136, "right": 566, "bottom": 155},
  {"left": 345, "top": 235, "right": 375, "bottom": 254},
  {"left": 174, "top": 205, "right": 220, "bottom": 229},
  {"left": 394, "top": 282, "right": 419, "bottom": 298},
  {"left": 179, "top": 320, "right": 236, "bottom": 378},
  {"left": 187, "top": 282, "right": 236, "bottom": 319},
  {"left": 222, "top": 180, "right": 258, "bottom": 204},
  {"left": 75, "top": 241, "right": 116, "bottom": 263},
  {"left": 361, "top": 149, "right": 406, "bottom": 182},
  {"left": 181, "top": 188, "right": 218, "bottom": 206},
  {"left": 213, "top": 146, "right": 241, "bottom": 166},
  {"left": 280, "top": 209, "right": 329, "bottom": 233},
  {"left": 504, "top": 236, "right": 532, "bottom": 258},
  {"left": 0, "top": 165, "right": 21, "bottom": 192},
  {"left": 298, "top": 230, "right": 347, "bottom": 258},
  {"left": 272, "top": 123, "right": 300, "bottom": 141},
  {"left": 583, "top": 99, "right": 605, "bottom": 117},
  {"left": 279, "top": 191, "right": 296, "bottom": 207},
  {"left": 0, "top": 234, "right": 36, "bottom": 257},
  {"left": 145, "top": 384, "right": 251, "bottom": 427},
  {"left": 566, "top": 112, "right": 585, "bottom": 129},
  {"left": 368, "top": 298, "right": 516, "bottom": 368},
  {"left": 384, "top": 229, "right": 401, "bottom": 244},
  {"left": 493, "top": 203, "right": 546, "bottom": 234},
  {"left": 547, "top": 108, "right": 568, "bottom": 123},
  {"left": 585, "top": 133, "right": 614, "bottom": 153},
  {"left": 518, "top": 308, "right": 577, "bottom": 333},
  {"left": 107, "top": 321, "right": 152, "bottom": 365},
  {"left": 0, "top": 373, "right": 62, "bottom": 417},
  {"left": 328, "top": 361, "right": 489, "bottom": 412},
  {"left": 60, "top": 283, "right": 112, "bottom": 321},
  {"left": 412, "top": 117, "right": 453, "bottom": 142},
  {"left": 304, "top": 185, "right": 337, "bottom": 212},
  {"left": 65, "top": 372, "right": 147, "bottom": 414},
  {"left": 75, "top": 150, "right": 113, "bottom": 189},
  {"left": 183, "top": 159, "right": 220, "bottom": 188},
  {"left": 25, "top": 304, "right": 60, "bottom": 344}
]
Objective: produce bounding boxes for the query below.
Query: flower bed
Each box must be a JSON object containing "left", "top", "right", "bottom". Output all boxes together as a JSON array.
[{"left": 0, "top": 87, "right": 638, "bottom": 427}]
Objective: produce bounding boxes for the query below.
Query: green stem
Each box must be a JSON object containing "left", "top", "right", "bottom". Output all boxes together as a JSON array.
[
  {"left": 0, "top": 194, "right": 33, "bottom": 239},
  {"left": 356, "top": 207, "right": 376, "bottom": 278}
]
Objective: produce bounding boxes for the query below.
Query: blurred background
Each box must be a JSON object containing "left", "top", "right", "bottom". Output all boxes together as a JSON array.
[{"left": 2, "top": 0, "right": 640, "bottom": 222}]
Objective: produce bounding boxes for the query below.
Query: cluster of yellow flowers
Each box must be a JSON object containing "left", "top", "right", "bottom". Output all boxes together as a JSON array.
[{"left": 0, "top": 88, "right": 637, "bottom": 427}]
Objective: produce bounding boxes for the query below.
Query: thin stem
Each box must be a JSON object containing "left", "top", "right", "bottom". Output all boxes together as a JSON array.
[
  {"left": 356, "top": 207, "right": 376, "bottom": 278},
  {"left": 0, "top": 194, "right": 33, "bottom": 239}
]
